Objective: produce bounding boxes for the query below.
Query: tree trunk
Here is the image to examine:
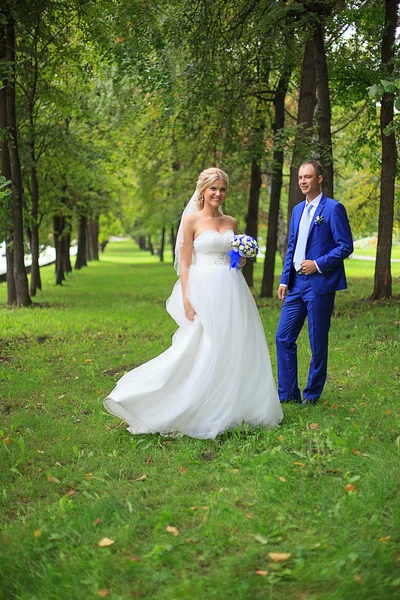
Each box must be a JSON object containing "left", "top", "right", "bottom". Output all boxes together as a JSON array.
[
  {"left": 75, "top": 215, "right": 88, "bottom": 270},
  {"left": 287, "top": 39, "right": 317, "bottom": 226},
  {"left": 29, "top": 148, "right": 41, "bottom": 296},
  {"left": 171, "top": 227, "right": 176, "bottom": 265},
  {"left": 5, "top": 242, "right": 16, "bottom": 304},
  {"left": 313, "top": 19, "right": 333, "bottom": 198},
  {"left": 261, "top": 68, "right": 291, "bottom": 298},
  {"left": 62, "top": 230, "right": 72, "bottom": 273},
  {"left": 86, "top": 220, "right": 92, "bottom": 261},
  {"left": 0, "top": 24, "right": 16, "bottom": 305},
  {"left": 6, "top": 17, "right": 31, "bottom": 307},
  {"left": 371, "top": 0, "right": 398, "bottom": 300},
  {"left": 89, "top": 217, "right": 99, "bottom": 260},
  {"left": 54, "top": 215, "right": 65, "bottom": 285},
  {"left": 146, "top": 235, "right": 154, "bottom": 254},
  {"left": 277, "top": 208, "right": 287, "bottom": 261},
  {"left": 159, "top": 226, "right": 165, "bottom": 262},
  {"left": 242, "top": 160, "right": 262, "bottom": 287}
]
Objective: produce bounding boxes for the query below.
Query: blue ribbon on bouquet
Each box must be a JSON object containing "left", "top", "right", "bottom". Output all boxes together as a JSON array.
[{"left": 228, "top": 249, "right": 241, "bottom": 270}]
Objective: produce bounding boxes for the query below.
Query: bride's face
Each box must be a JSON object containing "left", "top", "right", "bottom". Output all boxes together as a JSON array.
[{"left": 203, "top": 178, "right": 227, "bottom": 209}]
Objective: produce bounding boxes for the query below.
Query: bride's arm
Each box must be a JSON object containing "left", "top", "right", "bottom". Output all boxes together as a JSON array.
[
  {"left": 230, "top": 217, "right": 246, "bottom": 268},
  {"left": 179, "top": 216, "right": 196, "bottom": 321}
]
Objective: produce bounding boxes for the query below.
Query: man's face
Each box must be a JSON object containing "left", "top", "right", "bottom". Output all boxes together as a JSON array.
[{"left": 298, "top": 164, "right": 323, "bottom": 199}]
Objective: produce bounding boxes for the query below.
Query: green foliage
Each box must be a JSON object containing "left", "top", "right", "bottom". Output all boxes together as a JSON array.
[{"left": 0, "top": 242, "right": 400, "bottom": 598}]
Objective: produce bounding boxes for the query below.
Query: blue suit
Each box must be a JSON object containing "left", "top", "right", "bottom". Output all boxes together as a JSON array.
[{"left": 276, "top": 195, "right": 353, "bottom": 401}]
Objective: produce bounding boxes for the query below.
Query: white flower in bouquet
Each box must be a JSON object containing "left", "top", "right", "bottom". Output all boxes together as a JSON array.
[{"left": 228, "top": 234, "right": 259, "bottom": 269}]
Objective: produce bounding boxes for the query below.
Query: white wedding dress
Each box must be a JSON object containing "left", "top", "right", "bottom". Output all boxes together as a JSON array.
[{"left": 104, "top": 230, "right": 283, "bottom": 438}]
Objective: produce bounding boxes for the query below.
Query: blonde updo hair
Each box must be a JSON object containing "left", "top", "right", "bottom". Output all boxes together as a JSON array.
[{"left": 195, "top": 167, "right": 229, "bottom": 209}]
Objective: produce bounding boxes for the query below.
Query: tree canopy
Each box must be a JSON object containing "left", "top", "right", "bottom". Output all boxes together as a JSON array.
[{"left": 0, "top": 0, "right": 399, "bottom": 304}]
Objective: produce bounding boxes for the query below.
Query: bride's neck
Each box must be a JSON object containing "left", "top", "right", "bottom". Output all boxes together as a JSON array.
[{"left": 201, "top": 206, "right": 222, "bottom": 219}]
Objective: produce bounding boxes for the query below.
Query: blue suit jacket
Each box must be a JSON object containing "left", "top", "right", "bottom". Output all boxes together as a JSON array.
[{"left": 280, "top": 195, "right": 354, "bottom": 295}]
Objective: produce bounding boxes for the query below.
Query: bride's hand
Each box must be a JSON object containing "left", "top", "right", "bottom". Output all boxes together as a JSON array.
[
  {"left": 239, "top": 257, "right": 246, "bottom": 268},
  {"left": 184, "top": 299, "right": 196, "bottom": 321}
]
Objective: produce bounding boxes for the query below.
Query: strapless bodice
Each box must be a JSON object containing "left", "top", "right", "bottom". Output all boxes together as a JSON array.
[{"left": 193, "top": 229, "right": 233, "bottom": 267}]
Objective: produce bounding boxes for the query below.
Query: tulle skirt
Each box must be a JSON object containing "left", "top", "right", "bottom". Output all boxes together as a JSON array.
[{"left": 103, "top": 264, "right": 283, "bottom": 439}]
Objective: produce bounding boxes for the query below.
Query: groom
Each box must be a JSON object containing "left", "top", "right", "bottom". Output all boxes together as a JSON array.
[{"left": 276, "top": 159, "right": 353, "bottom": 406}]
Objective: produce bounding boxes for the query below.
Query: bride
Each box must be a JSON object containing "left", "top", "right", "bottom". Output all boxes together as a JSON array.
[{"left": 103, "top": 168, "right": 283, "bottom": 438}]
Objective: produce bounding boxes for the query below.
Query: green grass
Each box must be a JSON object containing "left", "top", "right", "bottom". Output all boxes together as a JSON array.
[
  {"left": 1, "top": 240, "right": 400, "bottom": 600},
  {"left": 351, "top": 245, "right": 400, "bottom": 260}
]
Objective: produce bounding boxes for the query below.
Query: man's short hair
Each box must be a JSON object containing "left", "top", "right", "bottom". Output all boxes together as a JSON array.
[{"left": 300, "top": 159, "right": 324, "bottom": 178}]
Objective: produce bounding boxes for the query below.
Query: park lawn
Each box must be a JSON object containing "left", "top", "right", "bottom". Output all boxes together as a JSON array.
[
  {"left": 0, "top": 240, "right": 400, "bottom": 600},
  {"left": 351, "top": 245, "right": 400, "bottom": 260}
]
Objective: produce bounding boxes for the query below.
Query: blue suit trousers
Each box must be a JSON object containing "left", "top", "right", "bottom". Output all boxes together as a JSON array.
[{"left": 276, "top": 272, "right": 335, "bottom": 401}]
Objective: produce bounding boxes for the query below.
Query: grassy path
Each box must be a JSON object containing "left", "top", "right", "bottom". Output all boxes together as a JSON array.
[{"left": 1, "top": 240, "right": 399, "bottom": 599}]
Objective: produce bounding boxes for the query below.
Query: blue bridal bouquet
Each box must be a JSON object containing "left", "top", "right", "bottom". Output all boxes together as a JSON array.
[{"left": 228, "top": 234, "right": 259, "bottom": 270}]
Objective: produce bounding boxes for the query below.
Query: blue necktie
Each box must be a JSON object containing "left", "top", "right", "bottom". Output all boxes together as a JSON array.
[{"left": 294, "top": 203, "right": 313, "bottom": 271}]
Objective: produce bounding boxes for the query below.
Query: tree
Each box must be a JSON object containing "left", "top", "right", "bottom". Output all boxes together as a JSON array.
[
  {"left": 287, "top": 39, "right": 316, "bottom": 224},
  {"left": 0, "top": 20, "right": 16, "bottom": 305},
  {"left": 370, "top": 0, "right": 398, "bottom": 300},
  {"left": 4, "top": 6, "right": 31, "bottom": 307}
]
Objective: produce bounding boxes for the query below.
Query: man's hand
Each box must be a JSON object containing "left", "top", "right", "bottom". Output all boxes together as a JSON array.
[
  {"left": 277, "top": 285, "right": 287, "bottom": 301},
  {"left": 300, "top": 260, "right": 318, "bottom": 275}
]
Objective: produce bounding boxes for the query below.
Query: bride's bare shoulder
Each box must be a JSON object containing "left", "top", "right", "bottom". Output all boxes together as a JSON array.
[
  {"left": 224, "top": 215, "right": 238, "bottom": 232},
  {"left": 183, "top": 213, "right": 199, "bottom": 228}
]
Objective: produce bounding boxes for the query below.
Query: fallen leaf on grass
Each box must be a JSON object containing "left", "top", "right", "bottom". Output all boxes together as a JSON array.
[
  {"left": 350, "top": 408, "right": 356, "bottom": 414},
  {"left": 186, "top": 538, "right": 198, "bottom": 544},
  {"left": 386, "top": 410, "right": 393, "bottom": 415},
  {"left": 293, "top": 461, "right": 306, "bottom": 467},
  {"left": 246, "top": 513, "right": 253, "bottom": 519},
  {"left": 93, "top": 518, "right": 102, "bottom": 526},
  {"left": 85, "top": 473, "right": 94, "bottom": 480},
  {"left": 66, "top": 489, "right": 75, "bottom": 496},
  {"left": 254, "top": 534, "right": 268, "bottom": 545},
  {"left": 344, "top": 484, "right": 356, "bottom": 492},
  {"left": 145, "top": 455, "right": 152, "bottom": 464},
  {"left": 309, "top": 423, "right": 320, "bottom": 430},
  {"left": 179, "top": 466, "right": 187, "bottom": 473},
  {"left": 255, "top": 570, "right": 269, "bottom": 576},
  {"left": 33, "top": 530, "right": 42, "bottom": 537},
  {"left": 128, "top": 555, "right": 141, "bottom": 562},
  {"left": 37, "top": 450, "right": 44, "bottom": 454},
  {"left": 379, "top": 536, "right": 391, "bottom": 543},
  {"left": 97, "top": 590, "right": 109, "bottom": 597},
  {"left": 98, "top": 538, "right": 115, "bottom": 547},
  {"left": 268, "top": 552, "right": 291, "bottom": 562},
  {"left": 166, "top": 525, "right": 180, "bottom": 536},
  {"left": 312, "top": 543, "right": 321, "bottom": 549},
  {"left": 331, "top": 403, "right": 338, "bottom": 409},
  {"left": 278, "top": 477, "right": 286, "bottom": 482},
  {"left": 47, "top": 474, "right": 60, "bottom": 483},
  {"left": 351, "top": 449, "right": 361, "bottom": 456},
  {"left": 134, "top": 474, "right": 147, "bottom": 482},
  {"left": 353, "top": 575, "right": 362, "bottom": 584}
]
